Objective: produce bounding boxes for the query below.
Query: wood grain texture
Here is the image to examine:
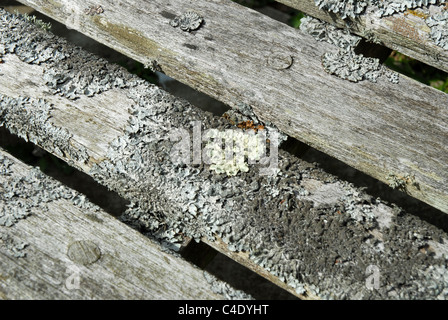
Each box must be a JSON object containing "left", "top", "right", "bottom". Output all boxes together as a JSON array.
[
  {"left": 0, "top": 148, "right": 225, "bottom": 300},
  {"left": 14, "top": 0, "right": 448, "bottom": 214},
  {"left": 276, "top": 0, "right": 448, "bottom": 74},
  {"left": 2, "top": 26, "right": 448, "bottom": 299}
]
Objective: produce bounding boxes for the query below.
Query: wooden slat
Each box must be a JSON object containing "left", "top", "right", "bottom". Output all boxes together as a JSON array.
[
  {"left": 202, "top": 237, "right": 319, "bottom": 300},
  {"left": 14, "top": 0, "right": 448, "bottom": 214},
  {"left": 2, "top": 12, "right": 448, "bottom": 300},
  {"left": 0, "top": 149, "right": 226, "bottom": 300},
  {"left": 276, "top": 0, "right": 448, "bottom": 74}
]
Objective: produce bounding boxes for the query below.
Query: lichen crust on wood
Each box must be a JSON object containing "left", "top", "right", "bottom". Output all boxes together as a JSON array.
[
  {"left": 1, "top": 7, "right": 448, "bottom": 300},
  {"left": 276, "top": 0, "right": 448, "bottom": 72},
  {"left": 0, "top": 149, "right": 231, "bottom": 299},
  {"left": 300, "top": 16, "right": 400, "bottom": 83},
  {"left": 11, "top": 0, "right": 448, "bottom": 213}
]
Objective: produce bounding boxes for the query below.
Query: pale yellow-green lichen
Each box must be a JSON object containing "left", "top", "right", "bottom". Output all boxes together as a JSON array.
[{"left": 204, "top": 129, "right": 265, "bottom": 176}]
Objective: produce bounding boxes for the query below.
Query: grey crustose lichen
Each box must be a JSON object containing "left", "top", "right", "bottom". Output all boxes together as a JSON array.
[
  {"left": 84, "top": 5, "right": 104, "bottom": 16},
  {"left": 89, "top": 72, "right": 448, "bottom": 299},
  {"left": 0, "top": 149, "right": 123, "bottom": 260},
  {"left": 374, "top": 0, "right": 441, "bottom": 17},
  {"left": 2, "top": 9, "right": 448, "bottom": 299},
  {"left": 426, "top": 10, "right": 448, "bottom": 50},
  {"left": 0, "top": 95, "right": 89, "bottom": 164},
  {"left": 0, "top": 234, "right": 28, "bottom": 258},
  {"left": 312, "top": 0, "right": 448, "bottom": 51},
  {"left": 0, "top": 150, "right": 102, "bottom": 228},
  {"left": 21, "top": 12, "right": 51, "bottom": 31},
  {"left": 313, "top": 0, "right": 442, "bottom": 19},
  {"left": 203, "top": 271, "right": 253, "bottom": 300},
  {"left": 322, "top": 49, "right": 392, "bottom": 82},
  {"left": 314, "top": 0, "right": 369, "bottom": 19},
  {"left": 0, "top": 8, "right": 142, "bottom": 166},
  {"left": 170, "top": 11, "right": 204, "bottom": 32},
  {"left": 300, "top": 16, "right": 399, "bottom": 83},
  {"left": 311, "top": 1, "right": 448, "bottom": 70},
  {"left": 0, "top": 9, "right": 131, "bottom": 100},
  {"left": 0, "top": 10, "right": 65, "bottom": 64}
]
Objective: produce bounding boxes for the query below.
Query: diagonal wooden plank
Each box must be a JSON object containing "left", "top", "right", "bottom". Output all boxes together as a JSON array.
[
  {"left": 0, "top": 148, "right": 231, "bottom": 300},
  {"left": 13, "top": 0, "right": 448, "bottom": 214}
]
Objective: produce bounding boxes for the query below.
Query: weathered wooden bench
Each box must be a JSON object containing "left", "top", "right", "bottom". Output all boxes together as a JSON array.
[{"left": 1, "top": 0, "right": 447, "bottom": 300}]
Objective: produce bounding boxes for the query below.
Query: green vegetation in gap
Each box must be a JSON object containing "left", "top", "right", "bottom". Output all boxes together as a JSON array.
[
  {"left": 287, "top": 10, "right": 448, "bottom": 94},
  {"left": 385, "top": 52, "right": 448, "bottom": 93},
  {"left": 289, "top": 11, "right": 305, "bottom": 28},
  {"left": 39, "top": 154, "right": 75, "bottom": 175},
  {"left": 117, "top": 60, "right": 159, "bottom": 85}
]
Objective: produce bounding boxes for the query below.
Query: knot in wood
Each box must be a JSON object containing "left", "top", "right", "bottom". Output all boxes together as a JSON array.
[
  {"left": 267, "top": 52, "right": 293, "bottom": 70},
  {"left": 67, "top": 240, "right": 101, "bottom": 265}
]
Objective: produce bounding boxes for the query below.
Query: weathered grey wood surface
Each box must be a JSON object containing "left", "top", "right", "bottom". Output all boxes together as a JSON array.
[
  {"left": 1, "top": 12, "right": 448, "bottom": 300},
  {"left": 15, "top": 0, "right": 448, "bottom": 214},
  {"left": 276, "top": 0, "right": 448, "bottom": 74},
  {"left": 0, "top": 149, "right": 227, "bottom": 300}
]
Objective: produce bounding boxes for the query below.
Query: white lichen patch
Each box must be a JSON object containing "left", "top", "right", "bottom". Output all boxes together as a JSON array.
[
  {"left": 342, "top": 184, "right": 376, "bottom": 223},
  {"left": 370, "top": 203, "right": 396, "bottom": 230},
  {"left": 204, "top": 129, "right": 265, "bottom": 176},
  {"left": 170, "top": 11, "right": 204, "bottom": 32},
  {"left": 426, "top": 10, "right": 448, "bottom": 50}
]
